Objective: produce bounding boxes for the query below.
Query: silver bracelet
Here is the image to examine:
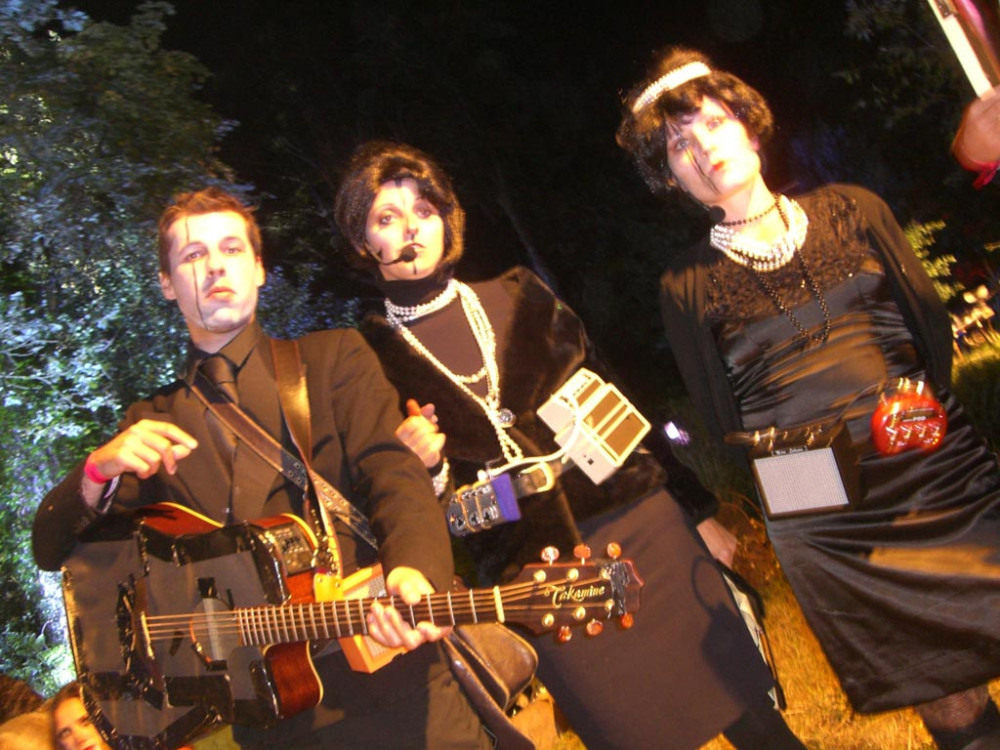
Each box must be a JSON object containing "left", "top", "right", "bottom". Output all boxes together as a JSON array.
[{"left": 431, "top": 458, "right": 450, "bottom": 497}]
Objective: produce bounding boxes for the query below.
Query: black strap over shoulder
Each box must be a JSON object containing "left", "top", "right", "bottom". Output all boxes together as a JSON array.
[
  {"left": 269, "top": 338, "right": 379, "bottom": 550},
  {"left": 188, "top": 341, "right": 377, "bottom": 552}
]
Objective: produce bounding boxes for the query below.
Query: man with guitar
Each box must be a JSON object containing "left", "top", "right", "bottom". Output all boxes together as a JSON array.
[{"left": 33, "top": 188, "right": 493, "bottom": 749}]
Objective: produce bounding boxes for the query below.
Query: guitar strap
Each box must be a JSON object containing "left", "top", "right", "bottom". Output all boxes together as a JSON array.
[
  {"left": 269, "top": 338, "right": 378, "bottom": 551},
  {"left": 189, "top": 343, "right": 377, "bottom": 565}
]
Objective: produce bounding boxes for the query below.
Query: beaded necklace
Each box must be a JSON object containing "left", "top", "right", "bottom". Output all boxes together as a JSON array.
[
  {"left": 749, "top": 252, "right": 831, "bottom": 345},
  {"left": 717, "top": 196, "right": 778, "bottom": 227},
  {"left": 384, "top": 277, "right": 459, "bottom": 321},
  {"left": 709, "top": 195, "right": 808, "bottom": 272},
  {"left": 385, "top": 280, "right": 524, "bottom": 463},
  {"left": 711, "top": 196, "right": 830, "bottom": 344}
]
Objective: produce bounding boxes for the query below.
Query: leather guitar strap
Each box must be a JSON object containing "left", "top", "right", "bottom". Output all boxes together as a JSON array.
[
  {"left": 269, "top": 338, "right": 378, "bottom": 550},
  {"left": 189, "top": 345, "right": 376, "bottom": 564},
  {"left": 190, "top": 369, "right": 343, "bottom": 574}
]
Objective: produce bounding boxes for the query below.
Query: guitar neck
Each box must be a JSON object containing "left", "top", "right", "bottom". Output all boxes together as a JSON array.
[{"left": 234, "top": 587, "right": 520, "bottom": 647}]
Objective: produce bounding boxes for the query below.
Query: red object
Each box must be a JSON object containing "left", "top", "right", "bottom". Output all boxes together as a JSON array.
[
  {"left": 83, "top": 455, "right": 111, "bottom": 484},
  {"left": 871, "top": 380, "right": 947, "bottom": 455}
]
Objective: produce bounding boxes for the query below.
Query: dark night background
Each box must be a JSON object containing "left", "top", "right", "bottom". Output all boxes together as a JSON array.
[{"left": 52, "top": 0, "right": 1000, "bottom": 407}]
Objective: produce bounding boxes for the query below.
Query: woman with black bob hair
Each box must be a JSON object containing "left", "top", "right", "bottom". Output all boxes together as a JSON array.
[
  {"left": 618, "top": 47, "right": 773, "bottom": 202},
  {"left": 334, "top": 140, "right": 805, "bottom": 749},
  {"left": 334, "top": 141, "right": 466, "bottom": 276},
  {"left": 619, "top": 46, "right": 1000, "bottom": 750}
]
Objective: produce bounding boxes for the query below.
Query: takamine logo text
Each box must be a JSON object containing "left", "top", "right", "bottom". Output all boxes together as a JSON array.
[{"left": 547, "top": 582, "right": 607, "bottom": 607}]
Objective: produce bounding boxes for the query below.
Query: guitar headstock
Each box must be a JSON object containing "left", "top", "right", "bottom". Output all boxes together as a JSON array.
[{"left": 500, "top": 543, "right": 643, "bottom": 640}]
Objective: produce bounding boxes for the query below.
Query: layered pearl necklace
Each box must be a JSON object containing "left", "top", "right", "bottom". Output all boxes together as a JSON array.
[
  {"left": 385, "top": 279, "right": 524, "bottom": 464},
  {"left": 709, "top": 195, "right": 808, "bottom": 272},
  {"left": 709, "top": 195, "right": 830, "bottom": 345}
]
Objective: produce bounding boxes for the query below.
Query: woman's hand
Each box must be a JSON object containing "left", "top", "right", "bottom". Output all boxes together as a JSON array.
[
  {"left": 696, "top": 517, "right": 738, "bottom": 568},
  {"left": 395, "top": 399, "right": 445, "bottom": 469},
  {"left": 365, "top": 566, "right": 451, "bottom": 650}
]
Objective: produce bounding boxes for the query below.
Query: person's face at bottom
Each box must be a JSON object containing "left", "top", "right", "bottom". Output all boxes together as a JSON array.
[{"left": 54, "top": 697, "right": 110, "bottom": 750}]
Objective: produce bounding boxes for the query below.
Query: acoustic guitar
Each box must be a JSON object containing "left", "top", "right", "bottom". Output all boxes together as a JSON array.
[{"left": 62, "top": 502, "right": 642, "bottom": 749}]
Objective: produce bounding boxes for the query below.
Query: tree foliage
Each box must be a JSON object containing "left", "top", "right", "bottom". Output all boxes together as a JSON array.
[
  {"left": 0, "top": 0, "right": 236, "bottom": 693},
  {"left": 905, "top": 219, "right": 960, "bottom": 304}
]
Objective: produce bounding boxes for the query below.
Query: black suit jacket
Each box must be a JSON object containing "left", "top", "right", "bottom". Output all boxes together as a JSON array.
[
  {"left": 34, "top": 323, "right": 451, "bottom": 588},
  {"left": 32, "top": 323, "right": 459, "bottom": 742}
]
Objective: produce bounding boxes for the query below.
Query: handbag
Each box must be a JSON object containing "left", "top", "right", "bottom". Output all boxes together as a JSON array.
[
  {"left": 443, "top": 624, "right": 538, "bottom": 749},
  {"left": 719, "top": 565, "right": 786, "bottom": 710}
]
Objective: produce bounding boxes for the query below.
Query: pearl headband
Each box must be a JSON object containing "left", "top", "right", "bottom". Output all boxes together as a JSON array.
[{"left": 631, "top": 61, "right": 711, "bottom": 114}]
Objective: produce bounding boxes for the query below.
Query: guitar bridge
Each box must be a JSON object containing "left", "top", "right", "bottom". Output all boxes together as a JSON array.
[{"left": 117, "top": 575, "right": 166, "bottom": 706}]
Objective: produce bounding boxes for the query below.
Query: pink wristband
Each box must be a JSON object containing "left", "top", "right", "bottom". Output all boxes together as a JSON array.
[{"left": 84, "top": 455, "right": 111, "bottom": 484}]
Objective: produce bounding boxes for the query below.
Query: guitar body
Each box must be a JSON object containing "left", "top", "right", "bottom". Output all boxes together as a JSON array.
[
  {"left": 64, "top": 504, "right": 324, "bottom": 749},
  {"left": 63, "top": 504, "right": 644, "bottom": 749}
]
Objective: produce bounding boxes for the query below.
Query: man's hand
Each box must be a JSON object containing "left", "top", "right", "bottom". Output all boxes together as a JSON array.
[
  {"left": 696, "top": 517, "right": 738, "bottom": 568},
  {"left": 365, "top": 566, "right": 451, "bottom": 651},
  {"left": 395, "top": 399, "right": 445, "bottom": 469},
  {"left": 81, "top": 420, "right": 198, "bottom": 508}
]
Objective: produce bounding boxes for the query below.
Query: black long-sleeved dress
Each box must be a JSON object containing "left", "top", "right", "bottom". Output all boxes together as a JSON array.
[
  {"left": 364, "top": 267, "right": 775, "bottom": 750},
  {"left": 660, "top": 184, "right": 1000, "bottom": 712}
]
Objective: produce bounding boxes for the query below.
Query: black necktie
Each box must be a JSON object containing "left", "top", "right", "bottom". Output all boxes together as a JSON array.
[
  {"left": 199, "top": 355, "right": 240, "bottom": 497},
  {"left": 200, "top": 355, "right": 239, "bottom": 405}
]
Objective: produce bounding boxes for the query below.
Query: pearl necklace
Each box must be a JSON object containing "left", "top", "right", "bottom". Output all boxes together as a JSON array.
[
  {"left": 709, "top": 195, "right": 808, "bottom": 272},
  {"left": 385, "top": 278, "right": 459, "bottom": 321},
  {"left": 385, "top": 281, "right": 524, "bottom": 464}
]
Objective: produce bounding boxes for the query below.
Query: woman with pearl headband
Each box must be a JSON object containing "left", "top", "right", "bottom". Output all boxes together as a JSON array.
[
  {"left": 334, "top": 140, "right": 804, "bottom": 749},
  {"left": 618, "top": 46, "right": 1000, "bottom": 750}
]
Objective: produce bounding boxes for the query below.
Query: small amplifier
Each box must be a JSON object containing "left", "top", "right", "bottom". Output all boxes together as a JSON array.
[{"left": 746, "top": 423, "right": 859, "bottom": 518}]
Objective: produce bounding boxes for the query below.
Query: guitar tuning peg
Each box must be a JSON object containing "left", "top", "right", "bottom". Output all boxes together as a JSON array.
[
  {"left": 540, "top": 546, "right": 560, "bottom": 564},
  {"left": 619, "top": 613, "right": 635, "bottom": 630},
  {"left": 572, "top": 544, "right": 591, "bottom": 562},
  {"left": 605, "top": 542, "right": 621, "bottom": 560},
  {"left": 557, "top": 625, "right": 572, "bottom": 643},
  {"left": 585, "top": 619, "right": 604, "bottom": 637}
]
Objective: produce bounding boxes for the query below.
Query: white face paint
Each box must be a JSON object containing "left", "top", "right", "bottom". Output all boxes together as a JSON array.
[
  {"left": 159, "top": 211, "right": 265, "bottom": 352},
  {"left": 365, "top": 178, "right": 446, "bottom": 281},
  {"left": 665, "top": 96, "right": 764, "bottom": 212}
]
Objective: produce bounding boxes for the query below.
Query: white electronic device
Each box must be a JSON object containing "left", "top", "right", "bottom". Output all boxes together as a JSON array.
[{"left": 537, "top": 368, "right": 650, "bottom": 484}]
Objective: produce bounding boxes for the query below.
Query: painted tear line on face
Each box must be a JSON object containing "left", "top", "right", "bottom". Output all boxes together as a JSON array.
[{"left": 668, "top": 119, "right": 721, "bottom": 197}]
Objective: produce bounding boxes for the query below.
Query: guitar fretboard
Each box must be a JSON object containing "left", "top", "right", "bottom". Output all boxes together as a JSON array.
[{"left": 140, "top": 569, "right": 622, "bottom": 648}]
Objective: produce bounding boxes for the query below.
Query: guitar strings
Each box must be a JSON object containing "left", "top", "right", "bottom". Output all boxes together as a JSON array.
[
  {"left": 140, "top": 579, "right": 603, "bottom": 632},
  {"left": 139, "top": 574, "right": 615, "bottom": 642}
]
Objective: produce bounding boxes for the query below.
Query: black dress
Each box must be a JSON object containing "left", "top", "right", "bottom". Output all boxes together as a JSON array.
[
  {"left": 661, "top": 185, "right": 1000, "bottom": 712},
  {"left": 363, "top": 268, "right": 776, "bottom": 750}
]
